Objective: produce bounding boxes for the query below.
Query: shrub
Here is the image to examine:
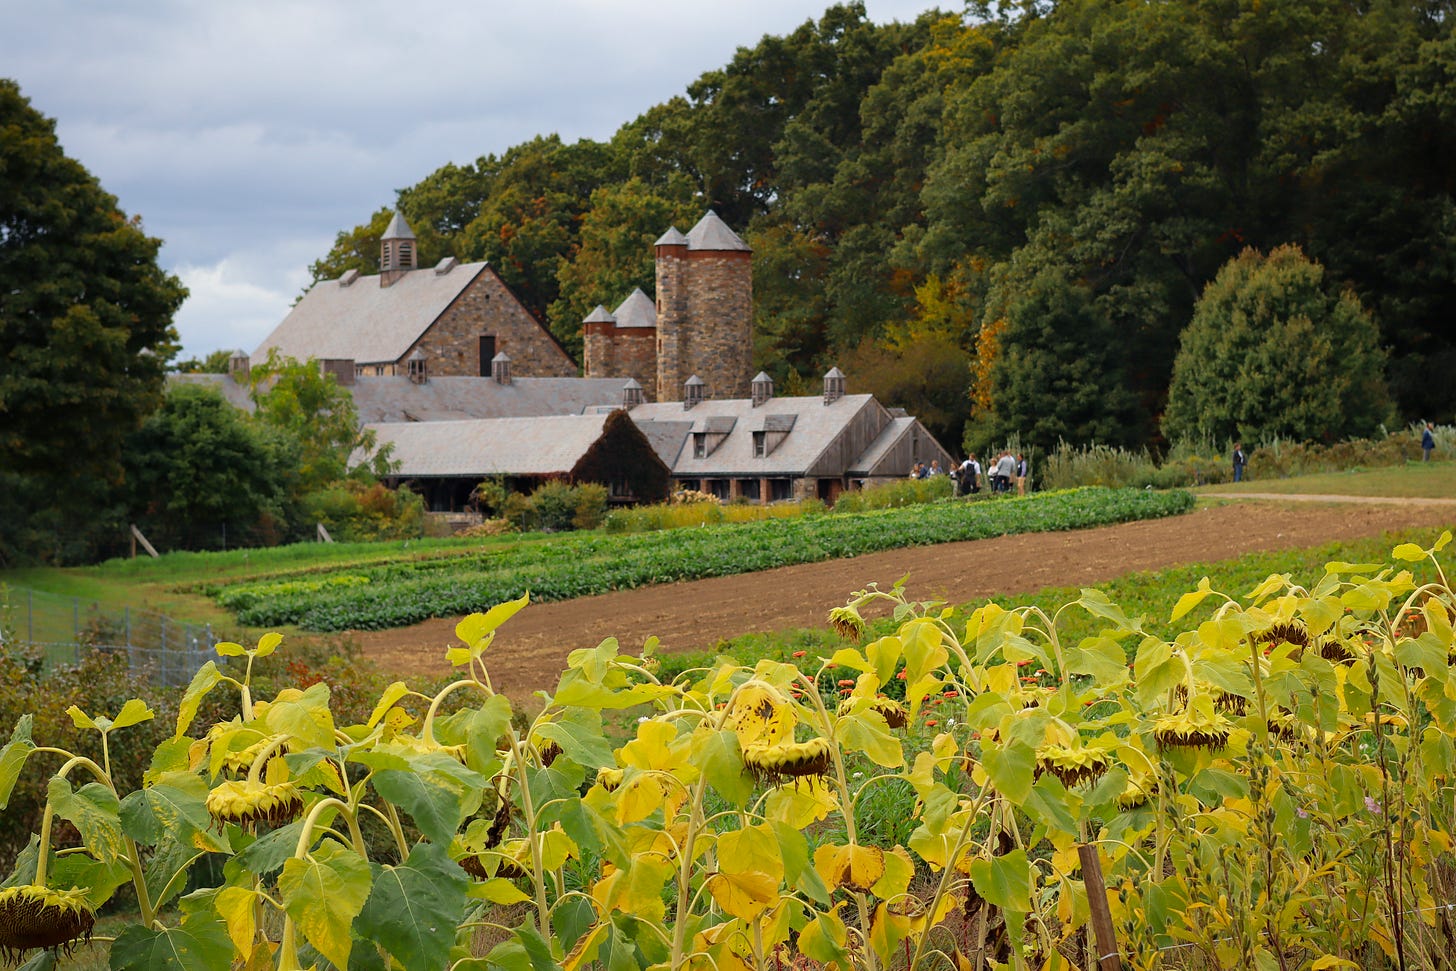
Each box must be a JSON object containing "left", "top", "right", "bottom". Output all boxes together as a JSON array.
[
  {"left": 302, "top": 481, "right": 425, "bottom": 542},
  {"left": 526, "top": 480, "right": 576, "bottom": 532},
  {"left": 571, "top": 482, "right": 609, "bottom": 531},
  {"left": 831, "top": 473, "right": 953, "bottom": 513}
]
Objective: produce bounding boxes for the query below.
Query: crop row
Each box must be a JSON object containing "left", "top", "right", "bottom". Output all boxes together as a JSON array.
[{"left": 224, "top": 487, "right": 1194, "bottom": 631}]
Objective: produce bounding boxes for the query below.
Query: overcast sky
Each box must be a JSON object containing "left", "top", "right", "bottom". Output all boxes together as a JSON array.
[{"left": 4, "top": 0, "right": 940, "bottom": 361}]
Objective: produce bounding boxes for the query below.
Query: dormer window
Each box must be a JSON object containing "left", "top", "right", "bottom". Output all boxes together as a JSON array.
[{"left": 753, "top": 431, "right": 767, "bottom": 457}]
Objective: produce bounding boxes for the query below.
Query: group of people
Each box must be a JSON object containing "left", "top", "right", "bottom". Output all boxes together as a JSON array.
[{"left": 937, "top": 450, "right": 1028, "bottom": 497}]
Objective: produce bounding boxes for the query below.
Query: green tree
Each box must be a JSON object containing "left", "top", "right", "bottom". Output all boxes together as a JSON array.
[
  {"left": 174, "top": 349, "right": 236, "bottom": 374},
  {"left": 1162, "top": 244, "right": 1392, "bottom": 444},
  {"left": 249, "top": 352, "right": 395, "bottom": 494},
  {"left": 0, "top": 80, "right": 186, "bottom": 563},
  {"left": 123, "top": 383, "right": 294, "bottom": 549}
]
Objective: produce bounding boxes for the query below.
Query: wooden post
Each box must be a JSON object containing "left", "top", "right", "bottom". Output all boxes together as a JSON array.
[
  {"left": 317, "top": 522, "right": 334, "bottom": 543},
  {"left": 1078, "top": 843, "right": 1123, "bottom": 971},
  {"left": 129, "top": 524, "right": 159, "bottom": 558}
]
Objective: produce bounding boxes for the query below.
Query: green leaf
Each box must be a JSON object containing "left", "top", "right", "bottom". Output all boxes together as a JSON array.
[
  {"left": 110, "top": 699, "right": 155, "bottom": 731},
  {"left": 0, "top": 715, "right": 35, "bottom": 810},
  {"left": 968, "top": 848, "right": 1032, "bottom": 912},
  {"left": 119, "top": 772, "right": 227, "bottom": 851},
  {"left": 527, "top": 760, "right": 587, "bottom": 823},
  {"left": 234, "top": 821, "right": 304, "bottom": 876},
  {"left": 981, "top": 737, "right": 1036, "bottom": 804},
  {"left": 175, "top": 662, "right": 224, "bottom": 739},
  {"left": 253, "top": 631, "right": 284, "bottom": 658},
  {"left": 356, "top": 842, "right": 469, "bottom": 971},
  {"left": 534, "top": 708, "right": 616, "bottom": 770},
  {"left": 696, "top": 730, "right": 753, "bottom": 808},
  {"left": 558, "top": 798, "right": 629, "bottom": 869},
  {"left": 144, "top": 838, "right": 201, "bottom": 910},
  {"left": 262, "top": 681, "right": 337, "bottom": 750},
  {"left": 109, "top": 913, "right": 233, "bottom": 971},
  {"left": 279, "top": 838, "right": 373, "bottom": 970},
  {"left": 48, "top": 852, "right": 130, "bottom": 909},
  {"left": 373, "top": 769, "right": 466, "bottom": 846},
  {"left": 1076, "top": 588, "right": 1133, "bottom": 629},
  {"left": 834, "top": 713, "right": 903, "bottom": 768},
  {"left": 47, "top": 778, "right": 125, "bottom": 865}
]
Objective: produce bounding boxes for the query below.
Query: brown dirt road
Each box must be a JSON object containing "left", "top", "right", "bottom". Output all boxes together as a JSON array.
[{"left": 350, "top": 497, "right": 1456, "bottom": 696}]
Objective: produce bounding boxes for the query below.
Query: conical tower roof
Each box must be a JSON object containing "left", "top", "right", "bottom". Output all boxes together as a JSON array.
[
  {"left": 685, "top": 211, "right": 749, "bottom": 252},
  {"left": 613, "top": 288, "right": 657, "bottom": 328},
  {"left": 382, "top": 211, "right": 416, "bottom": 240}
]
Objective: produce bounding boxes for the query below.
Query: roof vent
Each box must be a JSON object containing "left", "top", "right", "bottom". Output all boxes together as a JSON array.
[
  {"left": 823, "top": 366, "right": 846, "bottom": 405},
  {"left": 492, "top": 351, "right": 512, "bottom": 385},
  {"left": 229, "top": 350, "right": 251, "bottom": 382},
  {"left": 434, "top": 256, "right": 458, "bottom": 275},
  {"left": 338, "top": 268, "right": 360, "bottom": 287},
  {"left": 684, "top": 374, "right": 705, "bottom": 410},
  {"left": 622, "top": 378, "right": 644, "bottom": 409},
  {"left": 407, "top": 348, "right": 428, "bottom": 384},
  {"left": 751, "top": 371, "right": 773, "bottom": 407}
]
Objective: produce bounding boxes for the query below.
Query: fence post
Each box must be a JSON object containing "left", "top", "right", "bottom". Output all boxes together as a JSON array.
[{"left": 1078, "top": 844, "right": 1123, "bottom": 971}]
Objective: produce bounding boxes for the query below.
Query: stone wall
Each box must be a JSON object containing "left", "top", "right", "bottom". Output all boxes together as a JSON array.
[
  {"left": 680, "top": 249, "right": 753, "bottom": 401},
  {"left": 408, "top": 267, "right": 577, "bottom": 377},
  {"left": 655, "top": 242, "right": 689, "bottom": 400},
  {"left": 584, "top": 321, "right": 658, "bottom": 401}
]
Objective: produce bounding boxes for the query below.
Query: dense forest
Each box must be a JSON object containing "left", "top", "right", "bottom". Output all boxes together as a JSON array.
[{"left": 311, "top": 0, "right": 1456, "bottom": 453}]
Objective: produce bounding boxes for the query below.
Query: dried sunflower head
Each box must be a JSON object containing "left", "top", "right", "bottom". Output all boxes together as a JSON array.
[
  {"left": 0, "top": 885, "right": 95, "bottom": 963},
  {"left": 742, "top": 737, "right": 833, "bottom": 786},
  {"left": 1117, "top": 768, "right": 1156, "bottom": 811},
  {"left": 1034, "top": 740, "right": 1115, "bottom": 788},
  {"left": 205, "top": 779, "right": 305, "bottom": 831},
  {"left": 1153, "top": 707, "right": 1232, "bottom": 752},
  {"left": 1258, "top": 622, "right": 1310, "bottom": 650},
  {"left": 595, "top": 767, "right": 624, "bottom": 792},
  {"left": 837, "top": 697, "right": 907, "bottom": 729},
  {"left": 828, "top": 605, "right": 866, "bottom": 642}
]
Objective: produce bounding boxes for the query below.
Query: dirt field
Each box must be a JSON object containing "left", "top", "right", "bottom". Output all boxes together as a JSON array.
[{"left": 350, "top": 497, "right": 1456, "bottom": 695}]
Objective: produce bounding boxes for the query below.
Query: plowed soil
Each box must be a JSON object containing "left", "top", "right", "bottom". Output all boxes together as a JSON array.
[{"left": 351, "top": 497, "right": 1456, "bottom": 695}]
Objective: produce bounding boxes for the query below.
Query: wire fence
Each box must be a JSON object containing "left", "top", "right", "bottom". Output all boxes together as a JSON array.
[{"left": 0, "top": 586, "right": 218, "bottom": 686}]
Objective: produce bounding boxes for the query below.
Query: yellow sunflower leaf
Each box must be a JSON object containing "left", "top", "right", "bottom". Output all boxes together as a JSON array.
[
  {"left": 814, "top": 843, "right": 885, "bottom": 893},
  {"left": 706, "top": 869, "right": 779, "bottom": 922}
]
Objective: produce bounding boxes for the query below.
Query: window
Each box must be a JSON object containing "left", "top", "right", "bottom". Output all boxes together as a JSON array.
[
  {"left": 693, "top": 433, "right": 707, "bottom": 459},
  {"left": 752, "top": 432, "right": 766, "bottom": 457}
]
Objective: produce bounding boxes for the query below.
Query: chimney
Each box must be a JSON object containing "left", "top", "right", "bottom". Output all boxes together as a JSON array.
[
  {"left": 823, "top": 366, "right": 845, "bottom": 404},
  {"left": 406, "top": 348, "right": 428, "bottom": 384},
  {"left": 622, "top": 378, "right": 644, "bottom": 409},
  {"left": 751, "top": 371, "right": 773, "bottom": 407},
  {"left": 683, "top": 374, "right": 705, "bottom": 410},
  {"left": 229, "top": 350, "right": 251, "bottom": 382},
  {"left": 492, "top": 351, "right": 512, "bottom": 385}
]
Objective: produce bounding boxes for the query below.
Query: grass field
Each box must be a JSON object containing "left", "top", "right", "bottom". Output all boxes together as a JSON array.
[{"left": 1198, "top": 457, "right": 1456, "bottom": 498}]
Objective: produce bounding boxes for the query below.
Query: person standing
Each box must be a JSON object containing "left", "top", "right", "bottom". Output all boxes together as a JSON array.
[
  {"left": 1423, "top": 422, "right": 1436, "bottom": 461},
  {"left": 1232, "top": 441, "right": 1247, "bottom": 483},
  {"left": 1015, "top": 453, "right": 1028, "bottom": 495},
  {"left": 995, "top": 451, "right": 1017, "bottom": 493}
]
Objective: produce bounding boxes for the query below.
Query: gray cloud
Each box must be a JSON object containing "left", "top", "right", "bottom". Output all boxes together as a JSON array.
[{"left": 4, "top": 0, "right": 936, "bottom": 358}]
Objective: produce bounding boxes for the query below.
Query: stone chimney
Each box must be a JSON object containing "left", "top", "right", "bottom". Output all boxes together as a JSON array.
[
  {"left": 406, "top": 348, "right": 428, "bottom": 384},
  {"left": 684, "top": 374, "right": 705, "bottom": 410},
  {"left": 823, "top": 366, "right": 845, "bottom": 404},
  {"left": 492, "top": 351, "right": 512, "bottom": 385},
  {"left": 380, "top": 211, "right": 417, "bottom": 288},
  {"left": 751, "top": 371, "right": 773, "bottom": 407},
  {"left": 622, "top": 378, "right": 644, "bottom": 409}
]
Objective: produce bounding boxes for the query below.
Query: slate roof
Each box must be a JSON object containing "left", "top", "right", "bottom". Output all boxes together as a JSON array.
[
  {"left": 685, "top": 211, "right": 750, "bottom": 252},
  {"left": 382, "top": 212, "right": 416, "bottom": 240},
  {"left": 252, "top": 262, "right": 489, "bottom": 365},
  {"left": 654, "top": 227, "right": 688, "bottom": 247},
  {"left": 363, "top": 414, "right": 616, "bottom": 477},
  {"left": 847, "top": 416, "right": 918, "bottom": 476},
  {"left": 630, "top": 393, "right": 879, "bottom": 476},
  {"left": 613, "top": 288, "right": 656, "bottom": 328},
  {"left": 348, "top": 375, "right": 629, "bottom": 423}
]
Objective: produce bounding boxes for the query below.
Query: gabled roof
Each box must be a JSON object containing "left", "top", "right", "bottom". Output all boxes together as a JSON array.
[
  {"left": 364, "top": 414, "right": 615, "bottom": 477},
  {"left": 630, "top": 393, "right": 878, "bottom": 475},
  {"left": 685, "top": 211, "right": 750, "bottom": 252},
  {"left": 253, "top": 263, "right": 490, "bottom": 365},
  {"left": 847, "top": 416, "right": 917, "bottom": 476},
  {"left": 613, "top": 288, "right": 656, "bottom": 328},
  {"left": 348, "top": 374, "right": 627, "bottom": 423}
]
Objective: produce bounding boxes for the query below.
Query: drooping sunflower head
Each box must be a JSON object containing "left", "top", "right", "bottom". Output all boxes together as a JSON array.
[
  {"left": 1034, "top": 739, "right": 1116, "bottom": 788},
  {"left": 0, "top": 885, "right": 95, "bottom": 963},
  {"left": 837, "top": 697, "right": 907, "bottom": 729},
  {"left": 742, "top": 737, "right": 833, "bottom": 786},
  {"left": 219, "top": 734, "right": 288, "bottom": 775},
  {"left": 1258, "top": 622, "right": 1310, "bottom": 651},
  {"left": 828, "top": 604, "right": 866, "bottom": 642},
  {"left": 1117, "top": 768, "right": 1157, "bottom": 811},
  {"left": 1152, "top": 707, "right": 1232, "bottom": 752},
  {"left": 205, "top": 779, "right": 305, "bottom": 831},
  {"left": 1318, "top": 637, "right": 1356, "bottom": 664},
  {"left": 595, "top": 767, "right": 625, "bottom": 792}
]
